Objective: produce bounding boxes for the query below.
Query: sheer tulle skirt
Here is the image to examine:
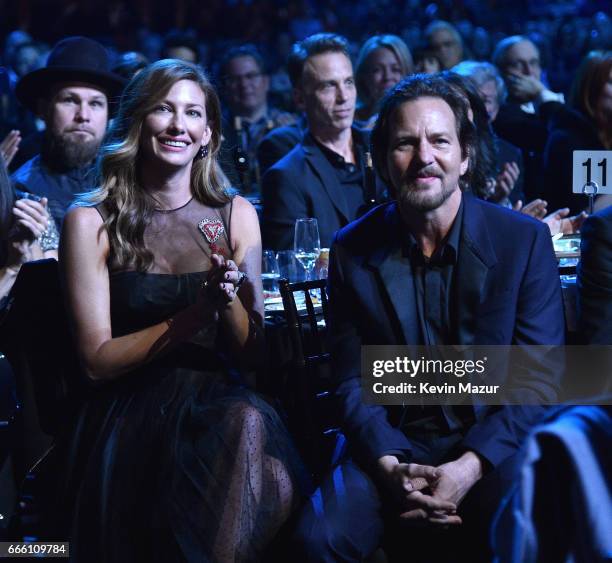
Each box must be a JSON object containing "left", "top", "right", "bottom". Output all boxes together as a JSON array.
[{"left": 58, "top": 362, "right": 306, "bottom": 563}]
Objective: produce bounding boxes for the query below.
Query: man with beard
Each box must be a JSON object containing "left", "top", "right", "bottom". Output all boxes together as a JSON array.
[
  {"left": 11, "top": 37, "right": 125, "bottom": 227},
  {"left": 292, "top": 75, "right": 564, "bottom": 562}
]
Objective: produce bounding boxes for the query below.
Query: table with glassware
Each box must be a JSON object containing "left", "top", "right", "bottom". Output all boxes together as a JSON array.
[
  {"left": 259, "top": 218, "right": 327, "bottom": 392},
  {"left": 262, "top": 223, "right": 582, "bottom": 335},
  {"left": 554, "top": 234, "right": 580, "bottom": 333}
]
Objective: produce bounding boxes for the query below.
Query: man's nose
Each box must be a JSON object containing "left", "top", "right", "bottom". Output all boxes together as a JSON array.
[
  {"left": 415, "top": 140, "right": 434, "bottom": 165},
  {"left": 336, "top": 84, "right": 348, "bottom": 103},
  {"left": 75, "top": 102, "right": 91, "bottom": 121}
]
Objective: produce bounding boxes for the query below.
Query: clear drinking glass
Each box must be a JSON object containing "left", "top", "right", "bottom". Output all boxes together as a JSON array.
[
  {"left": 276, "top": 250, "right": 301, "bottom": 282},
  {"left": 294, "top": 218, "right": 321, "bottom": 281},
  {"left": 262, "top": 250, "right": 280, "bottom": 297}
]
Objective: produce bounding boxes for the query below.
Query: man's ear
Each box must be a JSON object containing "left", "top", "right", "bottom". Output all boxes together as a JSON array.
[
  {"left": 460, "top": 152, "right": 469, "bottom": 177},
  {"left": 292, "top": 86, "right": 305, "bottom": 112}
]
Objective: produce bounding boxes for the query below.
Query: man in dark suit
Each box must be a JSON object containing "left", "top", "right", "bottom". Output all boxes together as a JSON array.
[
  {"left": 217, "top": 44, "right": 298, "bottom": 194},
  {"left": 578, "top": 207, "right": 612, "bottom": 344},
  {"left": 292, "top": 74, "right": 565, "bottom": 562},
  {"left": 256, "top": 117, "right": 305, "bottom": 176},
  {"left": 261, "top": 34, "right": 385, "bottom": 250},
  {"left": 491, "top": 36, "right": 564, "bottom": 202}
]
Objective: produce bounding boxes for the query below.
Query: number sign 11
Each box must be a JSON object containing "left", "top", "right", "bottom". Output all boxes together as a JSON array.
[{"left": 573, "top": 150, "right": 612, "bottom": 195}]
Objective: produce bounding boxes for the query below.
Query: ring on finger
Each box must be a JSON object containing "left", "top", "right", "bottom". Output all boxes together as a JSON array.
[{"left": 235, "top": 271, "right": 247, "bottom": 290}]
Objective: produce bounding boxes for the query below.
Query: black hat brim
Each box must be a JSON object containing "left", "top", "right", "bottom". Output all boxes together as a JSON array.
[{"left": 16, "top": 66, "right": 127, "bottom": 115}]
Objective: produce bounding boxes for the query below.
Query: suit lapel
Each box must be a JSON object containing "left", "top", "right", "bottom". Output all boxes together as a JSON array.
[
  {"left": 302, "top": 133, "right": 350, "bottom": 222},
  {"left": 454, "top": 195, "right": 498, "bottom": 345},
  {"left": 366, "top": 204, "right": 419, "bottom": 344}
]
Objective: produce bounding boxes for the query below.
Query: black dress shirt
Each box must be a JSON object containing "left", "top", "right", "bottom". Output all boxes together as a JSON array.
[
  {"left": 402, "top": 199, "right": 466, "bottom": 432},
  {"left": 408, "top": 199, "right": 463, "bottom": 346},
  {"left": 315, "top": 134, "right": 369, "bottom": 226}
]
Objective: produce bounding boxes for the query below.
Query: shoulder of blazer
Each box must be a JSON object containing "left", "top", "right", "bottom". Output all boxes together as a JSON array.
[
  {"left": 266, "top": 140, "right": 311, "bottom": 176},
  {"left": 463, "top": 193, "right": 547, "bottom": 265},
  {"left": 334, "top": 201, "right": 398, "bottom": 254}
]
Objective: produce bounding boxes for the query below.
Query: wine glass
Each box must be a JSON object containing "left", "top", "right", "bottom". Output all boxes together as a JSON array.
[{"left": 294, "top": 218, "right": 321, "bottom": 281}]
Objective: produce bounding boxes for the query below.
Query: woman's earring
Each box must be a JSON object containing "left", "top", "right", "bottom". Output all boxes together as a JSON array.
[{"left": 197, "top": 145, "right": 209, "bottom": 159}]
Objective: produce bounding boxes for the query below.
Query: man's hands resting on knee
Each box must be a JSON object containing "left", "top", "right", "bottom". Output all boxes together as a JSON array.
[{"left": 377, "top": 451, "right": 483, "bottom": 526}]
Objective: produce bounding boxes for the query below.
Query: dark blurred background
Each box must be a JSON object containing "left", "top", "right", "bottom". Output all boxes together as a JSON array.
[{"left": 1, "top": 0, "right": 610, "bottom": 101}]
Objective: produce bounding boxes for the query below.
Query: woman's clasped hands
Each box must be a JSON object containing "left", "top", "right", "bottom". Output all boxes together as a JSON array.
[{"left": 201, "top": 253, "right": 247, "bottom": 308}]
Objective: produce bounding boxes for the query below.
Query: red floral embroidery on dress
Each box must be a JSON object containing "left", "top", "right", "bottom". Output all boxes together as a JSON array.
[{"left": 198, "top": 218, "right": 226, "bottom": 256}]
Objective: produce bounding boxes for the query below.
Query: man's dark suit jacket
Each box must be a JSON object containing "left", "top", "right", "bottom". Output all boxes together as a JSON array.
[
  {"left": 257, "top": 120, "right": 305, "bottom": 176},
  {"left": 261, "top": 128, "right": 386, "bottom": 250},
  {"left": 577, "top": 206, "right": 612, "bottom": 344},
  {"left": 328, "top": 193, "right": 565, "bottom": 470}
]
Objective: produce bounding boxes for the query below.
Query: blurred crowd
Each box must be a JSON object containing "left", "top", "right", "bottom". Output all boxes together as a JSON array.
[{"left": 1, "top": 0, "right": 610, "bottom": 138}]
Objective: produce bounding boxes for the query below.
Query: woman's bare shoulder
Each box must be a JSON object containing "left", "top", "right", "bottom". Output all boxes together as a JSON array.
[
  {"left": 230, "top": 196, "right": 260, "bottom": 237},
  {"left": 63, "top": 205, "right": 109, "bottom": 251}
]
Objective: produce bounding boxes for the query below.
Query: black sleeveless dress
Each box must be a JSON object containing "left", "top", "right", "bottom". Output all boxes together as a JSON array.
[{"left": 57, "top": 198, "right": 306, "bottom": 562}]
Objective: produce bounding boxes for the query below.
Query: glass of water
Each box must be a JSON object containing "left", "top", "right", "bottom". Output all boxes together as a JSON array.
[
  {"left": 294, "top": 218, "right": 321, "bottom": 281},
  {"left": 262, "top": 250, "right": 280, "bottom": 297}
]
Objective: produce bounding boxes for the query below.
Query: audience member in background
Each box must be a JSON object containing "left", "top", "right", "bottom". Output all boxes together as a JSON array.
[
  {"left": 543, "top": 51, "right": 612, "bottom": 216},
  {"left": 0, "top": 41, "right": 46, "bottom": 172},
  {"left": 161, "top": 30, "right": 199, "bottom": 63},
  {"left": 577, "top": 206, "right": 612, "bottom": 344},
  {"left": 0, "top": 156, "right": 57, "bottom": 313},
  {"left": 218, "top": 44, "right": 297, "bottom": 195},
  {"left": 354, "top": 35, "right": 414, "bottom": 129},
  {"left": 413, "top": 47, "right": 442, "bottom": 75},
  {"left": 112, "top": 51, "right": 149, "bottom": 81},
  {"left": 58, "top": 59, "right": 305, "bottom": 561},
  {"left": 262, "top": 33, "right": 386, "bottom": 250},
  {"left": 424, "top": 20, "right": 465, "bottom": 70},
  {"left": 450, "top": 62, "right": 524, "bottom": 206},
  {"left": 11, "top": 36, "right": 125, "bottom": 228},
  {"left": 0, "top": 34, "right": 42, "bottom": 141},
  {"left": 492, "top": 36, "right": 565, "bottom": 202}
]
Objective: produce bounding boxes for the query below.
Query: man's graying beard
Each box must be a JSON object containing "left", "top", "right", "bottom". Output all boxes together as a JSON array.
[{"left": 42, "top": 130, "right": 101, "bottom": 171}]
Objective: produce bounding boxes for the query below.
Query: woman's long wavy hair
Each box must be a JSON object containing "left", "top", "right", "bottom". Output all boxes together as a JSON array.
[{"left": 83, "top": 59, "right": 230, "bottom": 271}]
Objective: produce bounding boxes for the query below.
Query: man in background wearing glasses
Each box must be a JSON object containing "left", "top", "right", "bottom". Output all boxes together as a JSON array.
[{"left": 218, "top": 44, "right": 297, "bottom": 194}]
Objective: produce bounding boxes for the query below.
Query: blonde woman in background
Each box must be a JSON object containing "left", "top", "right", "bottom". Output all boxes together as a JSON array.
[{"left": 354, "top": 34, "right": 413, "bottom": 128}]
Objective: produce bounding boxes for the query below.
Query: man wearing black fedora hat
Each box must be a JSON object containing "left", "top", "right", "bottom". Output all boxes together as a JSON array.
[{"left": 11, "top": 36, "right": 126, "bottom": 227}]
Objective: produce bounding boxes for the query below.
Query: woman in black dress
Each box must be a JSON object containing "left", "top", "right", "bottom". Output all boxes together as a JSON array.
[{"left": 60, "top": 59, "right": 304, "bottom": 562}]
